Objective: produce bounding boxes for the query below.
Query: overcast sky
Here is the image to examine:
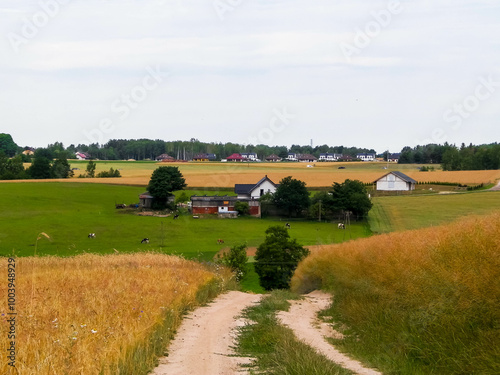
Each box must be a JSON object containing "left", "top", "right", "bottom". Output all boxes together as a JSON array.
[{"left": 1, "top": 0, "right": 499, "bottom": 153}]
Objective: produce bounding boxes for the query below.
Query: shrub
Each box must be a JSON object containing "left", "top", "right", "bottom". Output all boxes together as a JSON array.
[
  {"left": 96, "top": 168, "right": 121, "bottom": 178},
  {"left": 234, "top": 201, "right": 250, "bottom": 216},
  {"left": 216, "top": 244, "right": 248, "bottom": 281},
  {"left": 255, "top": 226, "right": 309, "bottom": 290}
]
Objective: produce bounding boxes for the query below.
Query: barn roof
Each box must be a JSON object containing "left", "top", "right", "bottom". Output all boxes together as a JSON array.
[
  {"left": 375, "top": 171, "right": 417, "bottom": 184},
  {"left": 234, "top": 175, "right": 278, "bottom": 194}
]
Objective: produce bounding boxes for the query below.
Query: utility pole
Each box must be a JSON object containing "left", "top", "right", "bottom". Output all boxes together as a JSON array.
[{"left": 318, "top": 200, "right": 322, "bottom": 222}]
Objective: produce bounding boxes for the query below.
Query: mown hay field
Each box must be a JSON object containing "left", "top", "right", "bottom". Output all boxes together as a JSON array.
[
  {"left": 0, "top": 253, "right": 233, "bottom": 375},
  {"left": 13, "top": 160, "right": 500, "bottom": 187},
  {"left": 292, "top": 213, "right": 500, "bottom": 374},
  {"left": 368, "top": 190, "right": 500, "bottom": 233}
]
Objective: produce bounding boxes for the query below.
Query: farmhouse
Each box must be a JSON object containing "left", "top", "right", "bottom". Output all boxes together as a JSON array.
[
  {"left": 76, "top": 152, "right": 90, "bottom": 160},
  {"left": 156, "top": 154, "right": 175, "bottom": 162},
  {"left": 190, "top": 176, "right": 278, "bottom": 218},
  {"left": 193, "top": 153, "right": 216, "bottom": 162},
  {"left": 226, "top": 153, "right": 244, "bottom": 162},
  {"left": 319, "top": 153, "right": 343, "bottom": 161},
  {"left": 375, "top": 171, "right": 417, "bottom": 191},
  {"left": 190, "top": 195, "right": 261, "bottom": 217},
  {"left": 388, "top": 153, "right": 401, "bottom": 163},
  {"left": 287, "top": 153, "right": 298, "bottom": 161},
  {"left": 241, "top": 152, "right": 258, "bottom": 161},
  {"left": 357, "top": 153, "right": 376, "bottom": 161},
  {"left": 234, "top": 175, "right": 278, "bottom": 199},
  {"left": 265, "top": 154, "right": 282, "bottom": 162},
  {"left": 297, "top": 154, "right": 317, "bottom": 163}
]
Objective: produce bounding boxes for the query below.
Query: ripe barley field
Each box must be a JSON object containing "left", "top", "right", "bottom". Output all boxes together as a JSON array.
[
  {"left": 12, "top": 160, "right": 500, "bottom": 187},
  {"left": 0, "top": 253, "right": 233, "bottom": 375}
]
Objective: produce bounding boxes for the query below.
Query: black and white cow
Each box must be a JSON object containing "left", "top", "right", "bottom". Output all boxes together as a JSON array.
[
  {"left": 141, "top": 238, "right": 150, "bottom": 244},
  {"left": 338, "top": 223, "right": 345, "bottom": 229},
  {"left": 285, "top": 223, "right": 291, "bottom": 229},
  {"left": 88, "top": 233, "right": 96, "bottom": 238}
]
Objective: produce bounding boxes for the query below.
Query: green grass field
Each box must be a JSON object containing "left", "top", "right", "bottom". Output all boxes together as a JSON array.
[
  {"left": 368, "top": 190, "right": 500, "bottom": 233},
  {"left": 0, "top": 182, "right": 370, "bottom": 259}
]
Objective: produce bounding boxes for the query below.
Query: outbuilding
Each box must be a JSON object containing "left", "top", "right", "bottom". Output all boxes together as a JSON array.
[{"left": 375, "top": 171, "right": 417, "bottom": 191}]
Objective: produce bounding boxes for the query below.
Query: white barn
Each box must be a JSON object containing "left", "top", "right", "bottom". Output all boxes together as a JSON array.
[
  {"left": 234, "top": 175, "right": 278, "bottom": 199},
  {"left": 375, "top": 171, "right": 417, "bottom": 191}
]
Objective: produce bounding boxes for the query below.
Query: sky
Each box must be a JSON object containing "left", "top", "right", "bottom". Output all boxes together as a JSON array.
[{"left": 1, "top": 0, "right": 500, "bottom": 153}]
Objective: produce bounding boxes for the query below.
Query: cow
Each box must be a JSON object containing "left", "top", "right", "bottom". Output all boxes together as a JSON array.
[
  {"left": 285, "top": 223, "right": 291, "bottom": 229},
  {"left": 173, "top": 214, "right": 179, "bottom": 219},
  {"left": 217, "top": 239, "right": 224, "bottom": 245},
  {"left": 88, "top": 233, "right": 96, "bottom": 238},
  {"left": 338, "top": 223, "right": 345, "bottom": 229},
  {"left": 141, "top": 238, "right": 149, "bottom": 244}
]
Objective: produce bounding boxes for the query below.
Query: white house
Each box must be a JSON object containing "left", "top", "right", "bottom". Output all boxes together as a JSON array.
[
  {"left": 234, "top": 175, "right": 278, "bottom": 199},
  {"left": 375, "top": 171, "right": 417, "bottom": 191},
  {"left": 357, "top": 153, "right": 376, "bottom": 161},
  {"left": 319, "top": 153, "right": 343, "bottom": 161},
  {"left": 241, "top": 153, "right": 258, "bottom": 161},
  {"left": 387, "top": 153, "right": 400, "bottom": 163},
  {"left": 287, "top": 153, "right": 297, "bottom": 161}
]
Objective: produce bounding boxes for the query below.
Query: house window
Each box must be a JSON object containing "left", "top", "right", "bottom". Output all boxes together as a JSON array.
[{"left": 260, "top": 189, "right": 264, "bottom": 196}]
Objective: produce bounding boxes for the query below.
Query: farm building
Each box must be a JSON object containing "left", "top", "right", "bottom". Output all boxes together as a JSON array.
[
  {"left": 265, "top": 154, "right": 282, "bottom": 162},
  {"left": 235, "top": 175, "right": 278, "bottom": 199},
  {"left": 241, "top": 152, "right": 258, "bottom": 161},
  {"left": 287, "top": 153, "right": 298, "bottom": 161},
  {"left": 139, "top": 192, "right": 154, "bottom": 208},
  {"left": 190, "top": 195, "right": 261, "bottom": 217},
  {"left": 319, "top": 153, "right": 343, "bottom": 161},
  {"left": 156, "top": 154, "right": 175, "bottom": 162},
  {"left": 388, "top": 153, "right": 401, "bottom": 163},
  {"left": 357, "top": 153, "right": 376, "bottom": 161},
  {"left": 193, "top": 153, "right": 216, "bottom": 162},
  {"left": 76, "top": 152, "right": 90, "bottom": 160},
  {"left": 375, "top": 171, "right": 417, "bottom": 191},
  {"left": 226, "top": 153, "right": 244, "bottom": 162},
  {"left": 297, "top": 154, "right": 317, "bottom": 163}
]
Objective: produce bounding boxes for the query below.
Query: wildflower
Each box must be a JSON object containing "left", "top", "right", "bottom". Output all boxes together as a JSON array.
[
  {"left": 91, "top": 329, "right": 97, "bottom": 334},
  {"left": 72, "top": 337, "right": 77, "bottom": 340},
  {"left": 52, "top": 318, "right": 58, "bottom": 323},
  {"left": 80, "top": 324, "right": 86, "bottom": 328}
]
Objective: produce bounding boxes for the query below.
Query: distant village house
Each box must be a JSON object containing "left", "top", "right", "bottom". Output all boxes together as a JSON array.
[{"left": 375, "top": 171, "right": 417, "bottom": 191}]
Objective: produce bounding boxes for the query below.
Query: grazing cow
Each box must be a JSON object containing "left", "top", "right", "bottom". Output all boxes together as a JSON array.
[
  {"left": 88, "top": 233, "right": 96, "bottom": 238},
  {"left": 217, "top": 239, "right": 224, "bottom": 245},
  {"left": 141, "top": 238, "right": 149, "bottom": 244},
  {"left": 285, "top": 223, "right": 291, "bottom": 229},
  {"left": 115, "top": 204, "right": 126, "bottom": 209},
  {"left": 338, "top": 223, "right": 345, "bottom": 229},
  {"left": 173, "top": 214, "right": 179, "bottom": 219}
]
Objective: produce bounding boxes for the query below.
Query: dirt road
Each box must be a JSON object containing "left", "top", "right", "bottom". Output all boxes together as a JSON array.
[
  {"left": 150, "top": 290, "right": 380, "bottom": 375},
  {"left": 150, "top": 291, "right": 261, "bottom": 375},
  {"left": 278, "top": 291, "right": 382, "bottom": 375}
]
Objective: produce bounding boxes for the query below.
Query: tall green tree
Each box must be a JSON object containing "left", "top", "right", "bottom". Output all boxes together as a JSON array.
[
  {"left": 27, "top": 148, "right": 54, "bottom": 179},
  {"left": 272, "top": 176, "right": 310, "bottom": 217},
  {"left": 86, "top": 161, "right": 96, "bottom": 178},
  {"left": 52, "top": 154, "right": 74, "bottom": 178},
  {"left": 328, "top": 179, "right": 372, "bottom": 218},
  {"left": 0, "top": 134, "right": 18, "bottom": 157},
  {"left": 255, "top": 226, "right": 309, "bottom": 290},
  {"left": 147, "top": 166, "right": 186, "bottom": 208}
]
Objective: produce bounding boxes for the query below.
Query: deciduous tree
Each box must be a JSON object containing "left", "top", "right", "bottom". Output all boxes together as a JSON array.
[{"left": 147, "top": 166, "right": 186, "bottom": 209}]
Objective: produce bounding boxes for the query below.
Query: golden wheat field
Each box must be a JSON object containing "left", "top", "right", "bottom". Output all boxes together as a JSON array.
[
  {"left": 0, "top": 252, "right": 233, "bottom": 375},
  {"left": 10, "top": 161, "right": 500, "bottom": 187}
]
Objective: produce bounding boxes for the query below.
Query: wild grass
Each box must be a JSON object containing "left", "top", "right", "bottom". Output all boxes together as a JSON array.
[
  {"left": 236, "top": 290, "right": 353, "bottom": 375},
  {"left": 0, "top": 252, "right": 234, "bottom": 375},
  {"left": 291, "top": 213, "right": 500, "bottom": 374}
]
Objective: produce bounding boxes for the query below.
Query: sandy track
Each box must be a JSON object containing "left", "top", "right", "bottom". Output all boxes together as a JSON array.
[
  {"left": 277, "top": 291, "right": 382, "bottom": 375},
  {"left": 150, "top": 291, "right": 261, "bottom": 375}
]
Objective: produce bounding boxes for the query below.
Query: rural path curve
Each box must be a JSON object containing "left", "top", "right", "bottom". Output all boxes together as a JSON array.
[
  {"left": 278, "top": 291, "right": 382, "bottom": 375},
  {"left": 489, "top": 180, "right": 500, "bottom": 191},
  {"left": 150, "top": 291, "right": 262, "bottom": 375}
]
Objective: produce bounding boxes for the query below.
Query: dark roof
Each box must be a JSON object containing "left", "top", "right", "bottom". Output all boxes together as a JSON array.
[
  {"left": 266, "top": 154, "right": 282, "bottom": 160},
  {"left": 375, "top": 171, "right": 417, "bottom": 184},
  {"left": 234, "top": 175, "right": 278, "bottom": 195},
  {"left": 297, "top": 153, "right": 317, "bottom": 160}
]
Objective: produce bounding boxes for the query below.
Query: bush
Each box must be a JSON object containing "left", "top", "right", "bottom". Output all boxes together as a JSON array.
[
  {"left": 96, "top": 168, "right": 121, "bottom": 178},
  {"left": 216, "top": 244, "right": 248, "bottom": 281},
  {"left": 255, "top": 226, "right": 309, "bottom": 290},
  {"left": 234, "top": 201, "right": 250, "bottom": 216}
]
